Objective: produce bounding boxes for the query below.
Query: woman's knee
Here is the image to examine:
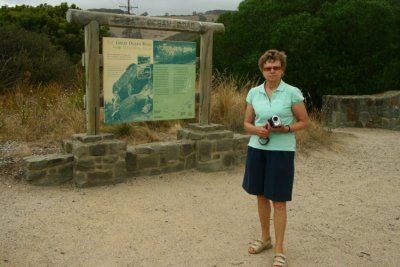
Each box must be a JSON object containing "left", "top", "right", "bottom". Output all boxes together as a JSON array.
[{"left": 272, "top": 201, "right": 286, "bottom": 211}]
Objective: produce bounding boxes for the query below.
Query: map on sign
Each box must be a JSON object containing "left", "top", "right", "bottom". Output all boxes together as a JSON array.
[{"left": 103, "top": 37, "right": 196, "bottom": 124}]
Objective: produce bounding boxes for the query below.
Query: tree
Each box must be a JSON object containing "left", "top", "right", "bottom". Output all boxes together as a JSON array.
[
  {"left": 0, "top": 25, "right": 75, "bottom": 92},
  {"left": 0, "top": 3, "right": 84, "bottom": 62},
  {"left": 214, "top": 0, "right": 400, "bottom": 107},
  {"left": 317, "top": 0, "right": 400, "bottom": 97}
]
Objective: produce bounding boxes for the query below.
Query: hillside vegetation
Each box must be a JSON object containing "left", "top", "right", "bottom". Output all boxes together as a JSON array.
[
  {"left": 2, "top": 1, "right": 398, "bottom": 148},
  {"left": 215, "top": 0, "right": 400, "bottom": 107}
]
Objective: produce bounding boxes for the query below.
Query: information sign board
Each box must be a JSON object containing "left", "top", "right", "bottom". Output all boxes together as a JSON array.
[{"left": 103, "top": 37, "right": 196, "bottom": 124}]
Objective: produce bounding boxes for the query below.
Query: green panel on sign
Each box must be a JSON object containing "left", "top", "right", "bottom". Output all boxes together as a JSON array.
[{"left": 153, "top": 64, "right": 195, "bottom": 120}]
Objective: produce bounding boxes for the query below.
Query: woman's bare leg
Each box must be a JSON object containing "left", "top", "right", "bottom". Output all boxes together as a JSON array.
[
  {"left": 272, "top": 201, "right": 287, "bottom": 254},
  {"left": 249, "top": 195, "right": 272, "bottom": 253},
  {"left": 258, "top": 195, "right": 272, "bottom": 241}
]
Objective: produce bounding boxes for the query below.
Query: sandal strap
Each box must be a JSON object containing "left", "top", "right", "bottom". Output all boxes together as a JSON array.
[
  {"left": 272, "top": 253, "right": 287, "bottom": 266},
  {"left": 250, "top": 238, "right": 270, "bottom": 246},
  {"left": 274, "top": 253, "right": 286, "bottom": 259},
  {"left": 273, "top": 258, "right": 285, "bottom": 264},
  {"left": 249, "top": 240, "right": 262, "bottom": 249},
  {"left": 253, "top": 239, "right": 264, "bottom": 244}
]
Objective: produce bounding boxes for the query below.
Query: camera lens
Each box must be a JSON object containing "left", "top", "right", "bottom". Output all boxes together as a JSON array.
[{"left": 273, "top": 116, "right": 278, "bottom": 121}]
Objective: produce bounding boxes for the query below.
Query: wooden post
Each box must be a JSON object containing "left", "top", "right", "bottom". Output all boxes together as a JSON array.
[
  {"left": 84, "top": 20, "right": 100, "bottom": 135},
  {"left": 199, "top": 30, "right": 213, "bottom": 125}
]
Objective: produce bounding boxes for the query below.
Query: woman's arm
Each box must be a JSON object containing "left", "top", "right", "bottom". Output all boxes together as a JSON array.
[
  {"left": 269, "top": 101, "right": 310, "bottom": 133},
  {"left": 290, "top": 101, "right": 310, "bottom": 132},
  {"left": 244, "top": 104, "right": 270, "bottom": 139}
]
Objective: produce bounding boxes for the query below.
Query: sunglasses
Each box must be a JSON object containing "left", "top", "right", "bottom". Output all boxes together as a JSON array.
[{"left": 263, "top": 66, "right": 282, "bottom": 72}]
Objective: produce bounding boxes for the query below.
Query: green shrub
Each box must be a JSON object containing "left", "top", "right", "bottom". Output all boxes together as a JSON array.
[
  {"left": 214, "top": 0, "right": 400, "bottom": 107},
  {"left": 0, "top": 25, "right": 75, "bottom": 93}
]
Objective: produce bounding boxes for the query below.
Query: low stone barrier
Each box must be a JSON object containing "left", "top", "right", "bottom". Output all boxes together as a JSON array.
[
  {"left": 125, "top": 140, "right": 196, "bottom": 177},
  {"left": 178, "top": 123, "right": 236, "bottom": 172},
  {"left": 23, "top": 154, "right": 74, "bottom": 186},
  {"left": 22, "top": 123, "right": 250, "bottom": 187},
  {"left": 322, "top": 91, "right": 400, "bottom": 130}
]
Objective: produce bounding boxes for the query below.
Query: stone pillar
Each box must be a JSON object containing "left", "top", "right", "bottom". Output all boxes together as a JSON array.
[
  {"left": 63, "top": 133, "right": 127, "bottom": 187},
  {"left": 177, "top": 123, "right": 236, "bottom": 172}
]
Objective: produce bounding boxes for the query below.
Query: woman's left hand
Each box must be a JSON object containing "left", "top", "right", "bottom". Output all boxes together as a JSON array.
[{"left": 270, "top": 125, "right": 289, "bottom": 133}]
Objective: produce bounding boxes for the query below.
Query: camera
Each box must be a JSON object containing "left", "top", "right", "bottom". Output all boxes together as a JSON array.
[{"left": 268, "top": 115, "right": 282, "bottom": 128}]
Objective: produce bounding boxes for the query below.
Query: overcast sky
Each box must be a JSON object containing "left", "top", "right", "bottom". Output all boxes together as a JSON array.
[{"left": 0, "top": 0, "right": 243, "bottom": 16}]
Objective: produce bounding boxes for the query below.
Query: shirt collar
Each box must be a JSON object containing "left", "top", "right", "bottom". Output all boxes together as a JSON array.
[{"left": 259, "top": 80, "right": 286, "bottom": 95}]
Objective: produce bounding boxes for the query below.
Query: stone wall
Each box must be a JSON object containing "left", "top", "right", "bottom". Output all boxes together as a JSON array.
[
  {"left": 23, "top": 154, "right": 74, "bottom": 186},
  {"left": 22, "top": 124, "right": 250, "bottom": 187},
  {"left": 125, "top": 140, "right": 196, "bottom": 177},
  {"left": 177, "top": 123, "right": 247, "bottom": 172},
  {"left": 322, "top": 91, "right": 400, "bottom": 130},
  {"left": 63, "top": 133, "right": 127, "bottom": 187}
]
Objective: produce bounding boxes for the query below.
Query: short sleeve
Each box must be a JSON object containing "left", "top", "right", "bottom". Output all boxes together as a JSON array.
[
  {"left": 246, "top": 88, "right": 254, "bottom": 105},
  {"left": 291, "top": 87, "right": 305, "bottom": 105}
]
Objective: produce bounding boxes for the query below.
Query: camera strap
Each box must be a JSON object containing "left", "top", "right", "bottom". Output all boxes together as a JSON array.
[{"left": 258, "top": 137, "right": 270, "bottom": 145}]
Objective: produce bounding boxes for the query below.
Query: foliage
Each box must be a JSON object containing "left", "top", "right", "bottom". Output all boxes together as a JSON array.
[
  {"left": 0, "top": 48, "right": 30, "bottom": 91},
  {"left": 0, "top": 25, "right": 76, "bottom": 93},
  {"left": 0, "top": 3, "right": 85, "bottom": 62},
  {"left": 214, "top": 0, "right": 400, "bottom": 107}
]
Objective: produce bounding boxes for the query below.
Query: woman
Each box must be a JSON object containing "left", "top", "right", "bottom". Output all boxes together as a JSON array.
[{"left": 242, "top": 49, "right": 309, "bottom": 267}]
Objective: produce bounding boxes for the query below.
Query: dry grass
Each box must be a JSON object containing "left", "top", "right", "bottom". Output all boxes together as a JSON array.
[
  {"left": 100, "top": 119, "right": 184, "bottom": 145},
  {"left": 0, "top": 75, "right": 182, "bottom": 145},
  {"left": 0, "top": 72, "right": 332, "bottom": 150},
  {"left": 296, "top": 109, "right": 333, "bottom": 152},
  {"left": 210, "top": 72, "right": 258, "bottom": 131},
  {"left": 0, "top": 81, "right": 86, "bottom": 145}
]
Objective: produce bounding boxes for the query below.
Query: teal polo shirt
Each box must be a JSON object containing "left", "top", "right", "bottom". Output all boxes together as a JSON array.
[{"left": 246, "top": 80, "right": 305, "bottom": 151}]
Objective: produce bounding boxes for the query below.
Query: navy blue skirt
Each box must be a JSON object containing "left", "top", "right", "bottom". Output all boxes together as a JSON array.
[{"left": 242, "top": 146, "right": 295, "bottom": 202}]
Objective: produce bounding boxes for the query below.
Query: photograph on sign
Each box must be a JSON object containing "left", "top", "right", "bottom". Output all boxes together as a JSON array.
[{"left": 103, "top": 37, "right": 196, "bottom": 124}]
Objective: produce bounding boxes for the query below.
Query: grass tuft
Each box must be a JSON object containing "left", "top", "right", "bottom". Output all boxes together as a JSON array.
[
  {"left": 210, "top": 71, "right": 258, "bottom": 131},
  {"left": 296, "top": 108, "right": 333, "bottom": 152}
]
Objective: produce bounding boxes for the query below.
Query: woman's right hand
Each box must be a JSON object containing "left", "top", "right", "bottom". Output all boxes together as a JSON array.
[{"left": 256, "top": 124, "right": 270, "bottom": 139}]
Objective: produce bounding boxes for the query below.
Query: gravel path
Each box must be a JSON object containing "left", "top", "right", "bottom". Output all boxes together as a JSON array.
[{"left": 1, "top": 128, "right": 399, "bottom": 266}]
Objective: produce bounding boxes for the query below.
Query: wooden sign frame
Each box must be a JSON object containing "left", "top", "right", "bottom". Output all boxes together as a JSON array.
[{"left": 67, "top": 9, "right": 225, "bottom": 135}]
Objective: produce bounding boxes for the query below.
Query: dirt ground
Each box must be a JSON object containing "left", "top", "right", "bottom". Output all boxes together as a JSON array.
[{"left": 1, "top": 127, "right": 399, "bottom": 267}]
